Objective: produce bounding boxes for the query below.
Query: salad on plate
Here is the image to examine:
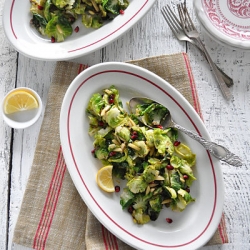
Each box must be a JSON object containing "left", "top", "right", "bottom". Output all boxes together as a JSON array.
[
  {"left": 86, "top": 85, "right": 197, "bottom": 225},
  {"left": 30, "top": 0, "right": 129, "bottom": 42}
]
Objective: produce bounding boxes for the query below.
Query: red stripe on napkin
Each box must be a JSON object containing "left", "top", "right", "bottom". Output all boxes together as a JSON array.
[
  {"left": 78, "top": 64, "right": 88, "bottom": 74},
  {"left": 33, "top": 64, "right": 87, "bottom": 249},
  {"left": 102, "top": 225, "right": 119, "bottom": 250},
  {"left": 33, "top": 147, "right": 67, "bottom": 250},
  {"left": 182, "top": 53, "right": 203, "bottom": 120},
  {"left": 218, "top": 213, "right": 229, "bottom": 243}
]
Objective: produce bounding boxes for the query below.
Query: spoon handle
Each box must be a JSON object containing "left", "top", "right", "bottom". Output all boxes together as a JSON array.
[{"left": 173, "top": 123, "right": 243, "bottom": 167}]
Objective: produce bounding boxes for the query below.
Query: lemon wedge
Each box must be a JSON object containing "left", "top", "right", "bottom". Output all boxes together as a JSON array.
[
  {"left": 96, "top": 165, "right": 115, "bottom": 192},
  {"left": 3, "top": 89, "right": 39, "bottom": 114}
]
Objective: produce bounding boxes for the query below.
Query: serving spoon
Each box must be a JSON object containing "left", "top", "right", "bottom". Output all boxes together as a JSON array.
[{"left": 129, "top": 97, "right": 243, "bottom": 167}]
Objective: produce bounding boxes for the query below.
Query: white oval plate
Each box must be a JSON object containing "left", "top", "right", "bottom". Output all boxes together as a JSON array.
[
  {"left": 60, "top": 62, "right": 224, "bottom": 250},
  {"left": 194, "top": 0, "right": 250, "bottom": 50},
  {"left": 3, "top": 0, "right": 155, "bottom": 61}
]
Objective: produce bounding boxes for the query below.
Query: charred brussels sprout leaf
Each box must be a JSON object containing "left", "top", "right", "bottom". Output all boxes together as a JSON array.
[
  {"left": 127, "top": 176, "right": 147, "bottom": 194},
  {"left": 120, "top": 187, "right": 134, "bottom": 209},
  {"left": 52, "top": 0, "right": 75, "bottom": 9},
  {"left": 103, "top": 0, "right": 129, "bottom": 16},
  {"left": 31, "top": 13, "right": 48, "bottom": 36},
  {"left": 87, "top": 93, "right": 105, "bottom": 117},
  {"left": 45, "top": 15, "right": 73, "bottom": 42}
]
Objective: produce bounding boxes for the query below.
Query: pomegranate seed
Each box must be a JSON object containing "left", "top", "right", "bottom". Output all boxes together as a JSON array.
[
  {"left": 38, "top": 5, "right": 43, "bottom": 10},
  {"left": 119, "top": 9, "right": 124, "bottom": 14},
  {"left": 128, "top": 206, "right": 133, "bottom": 214},
  {"left": 154, "top": 125, "right": 163, "bottom": 129},
  {"left": 166, "top": 164, "right": 174, "bottom": 170},
  {"left": 174, "top": 141, "right": 180, "bottom": 146},
  {"left": 132, "top": 131, "right": 137, "bottom": 135},
  {"left": 51, "top": 36, "right": 55, "bottom": 43},
  {"left": 109, "top": 151, "right": 116, "bottom": 157},
  {"left": 183, "top": 174, "right": 189, "bottom": 180},
  {"left": 98, "top": 121, "right": 104, "bottom": 127},
  {"left": 109, "top": 94, "right": 115, "bottom": 99},
  {"left": 74, "top": 26, "right": 79, "bottom": 33},
  {"left": 115, "top": 186, "right": 120, "bottom": 192},
  {"left": 131, "top": 134, "right": 137, "bottom": 140},
  {"left": 166, "top": 218, "right": 173, "bottom": 223},
  {"left": 91, "top": 149, "right": 96, "bottom": 158},
  {"left": 108, "top": 98, "right": 114, "bottom": 104}
]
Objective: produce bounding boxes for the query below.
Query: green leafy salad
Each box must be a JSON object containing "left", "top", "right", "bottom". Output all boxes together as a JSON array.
[
  {"left": 30, "top": 0, "right": 129, "bottom": 42},
  {"left": 87, "top": 86, "right": 197, "bottom": 225}
]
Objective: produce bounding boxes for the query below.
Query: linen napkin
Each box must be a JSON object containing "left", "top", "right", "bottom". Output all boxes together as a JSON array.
[{"left": 13, "top": 53, "right": 228, "bottom": 250}]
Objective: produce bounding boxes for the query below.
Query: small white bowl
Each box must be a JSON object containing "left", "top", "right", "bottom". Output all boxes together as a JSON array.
[{"left": 1, "top": 87, "right": 43, "bottom": 129}]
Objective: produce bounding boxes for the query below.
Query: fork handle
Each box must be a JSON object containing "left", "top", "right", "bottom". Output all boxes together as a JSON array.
[
  {"left": 194, "top": 37, "right": 232, "bottom": 100},
  {"left": 191, "top": 42, "right": 233, "bottom": 87}
]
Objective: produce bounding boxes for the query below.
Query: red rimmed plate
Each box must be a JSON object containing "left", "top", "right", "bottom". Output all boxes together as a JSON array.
[
  {"left": 60, "top": 62, "right": 224, "bottom": 250},
  {"left": 3, "top": 0, "right": 156, "bottom": 60},
  {"left": 194, "top": 0, "right": 250, "bottom": 50}
]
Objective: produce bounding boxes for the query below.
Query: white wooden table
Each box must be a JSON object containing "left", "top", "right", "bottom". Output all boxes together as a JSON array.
[{"left": 1, "top": 0, "right": 249, "bottom": 249}]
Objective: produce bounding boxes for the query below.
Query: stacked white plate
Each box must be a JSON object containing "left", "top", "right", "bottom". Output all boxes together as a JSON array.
[{"left": 193, "top": 0, "right": 250, "bottom": 50}]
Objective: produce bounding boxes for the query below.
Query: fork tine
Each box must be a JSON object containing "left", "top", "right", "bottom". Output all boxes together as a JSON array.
[
  {"left": 165, "top": 5, "right": 182, "bottom": 27},
  {"left": 184, "top": 4, "right": 196, "bottom": 30},
  {"left": 178, "top": 2, "right": 195, "bottom": 32},
  {"left": 161, "top": 5, "right": 182, "bottom": 35}
]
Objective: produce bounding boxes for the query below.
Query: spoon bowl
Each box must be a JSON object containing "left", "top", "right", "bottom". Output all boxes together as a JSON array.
[{"left": 129, "top": 97, "right": 243, "bottom": 167}]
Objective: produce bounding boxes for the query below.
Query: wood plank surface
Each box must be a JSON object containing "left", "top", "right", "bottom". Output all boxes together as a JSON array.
[{"left": 0, "top": 0, "right": 249, "bottom": 249}]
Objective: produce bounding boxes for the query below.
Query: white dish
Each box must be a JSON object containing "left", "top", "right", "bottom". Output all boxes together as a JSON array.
[
  {"left": 60, "top": 62, "right": 224, "bottom": 250},
  {"left": 194, "top": 0, "right": 250, "bottom": 50},
  {"left": 3, "top": 0, "right": 155, "bottom": 61},
  {"left": 1, "top": 87, "right": 42, "bottom": 129}
]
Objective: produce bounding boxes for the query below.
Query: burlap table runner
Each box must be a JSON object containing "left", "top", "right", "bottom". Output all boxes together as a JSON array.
[{"left": 13, "top": 53, "right": 228, "bottom": 250}]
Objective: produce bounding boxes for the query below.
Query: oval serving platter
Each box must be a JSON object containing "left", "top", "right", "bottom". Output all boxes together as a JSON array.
[{"left": 60, "top": 62, "right": 224, "bottom": 250}]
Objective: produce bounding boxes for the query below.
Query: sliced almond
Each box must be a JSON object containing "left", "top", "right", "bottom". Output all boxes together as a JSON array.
[
  {"left": 104, "top": 89, "right": 112, "bottom": 95},
  {"left": 91, "top": 0, "right": 99, "bottom": 11},
  {"left": 162, "top": 199, "right": 172, "bottom": 204},
  {"left": 145, "top": 185, "right": 151, "bottom": 195},
  {"left": 100, "top": 105, "right": 111, "bottom": 116},
  {"left": 112, "top": 139, "right": 120, "bottom": 145},
  {"left": 128, "top": 143, "right": 140, "bottom": 151},
  {"left": 149, "top": 183, "right": 158, "bottom": 188},
  {"left": 155, "top": 175, "right": 165, "bottom": 181},
  {"left": 120, "top": 143, "right": 126, "bottom": 151},
  {"left": 113, "top": 148, "right": 122, "bottom": 152}
]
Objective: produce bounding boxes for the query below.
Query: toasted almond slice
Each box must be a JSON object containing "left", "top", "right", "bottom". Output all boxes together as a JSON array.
[
  {"left": 155, "top": 175, "right": 165, "bottom": 181},
  {"left": 120, "top": 143, "right": 126, "bottom": 151},
  {"left": 128, "top": 143, "right": 140, "bottom": 151},
  {"left": 113, "top": 148, "right": 122, "bottom": 152},
  {"left": 91, "top": 0, "right": 99, "bottom": 11},
  {"left": 112, "top": 139, "right": 120, "bottom": 145},
  {"left": 146, "top": 185, "right": 151, "bottom": 195},
  {"left": 162, "top": 199, "right": 172, "bottom": 204},
  {"left": 149, "top": 183, "right": 158, "bottom": 188},
  {"left": 100, "top": 105, "right": 111, "bottom": 116}
]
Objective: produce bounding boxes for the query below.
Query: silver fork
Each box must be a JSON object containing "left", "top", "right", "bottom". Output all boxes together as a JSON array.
[
  {"left": 161, "top": 5, "right": 233, "bottom": 87},
  {"left": 177, "top": 2, "right": 231, "bottom": 100}
]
